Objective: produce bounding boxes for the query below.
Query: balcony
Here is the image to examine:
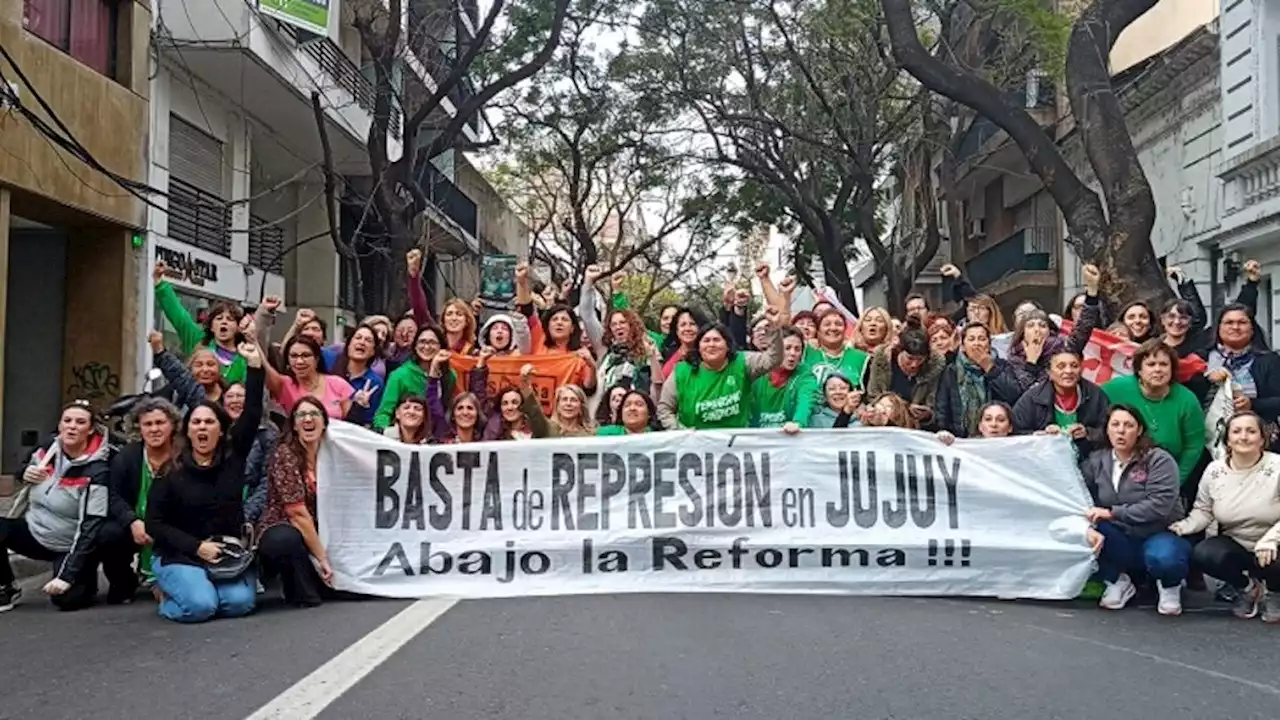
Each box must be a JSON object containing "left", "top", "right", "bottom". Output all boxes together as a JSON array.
[
  {"left": 156, "top": 0, "right": 403, "bottom": 175},
  {"left": 416, "top": 161, "right": 478, "bottom": 241},
  {"left": 167, "top": 179, "right": 231, "bottom": 257},
  {"left": 965, "top": 226, "right": 1057, "bottom": 294}
]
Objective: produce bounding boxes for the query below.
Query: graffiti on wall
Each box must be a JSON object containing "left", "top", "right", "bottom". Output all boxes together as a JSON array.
[{"left": 67, "top": 362, "right": 121, "bottom": 408}]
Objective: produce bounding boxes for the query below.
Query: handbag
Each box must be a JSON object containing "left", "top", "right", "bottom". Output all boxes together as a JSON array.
[{"left": 203, "top": 535, "right": 254, "bottom": 581}]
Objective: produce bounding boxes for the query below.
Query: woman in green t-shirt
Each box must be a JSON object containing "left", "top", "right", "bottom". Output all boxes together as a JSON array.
[
  {"left": 598, "top": 390, "right": 663, "bottom": 435},
  {"left": 657, "top": 307, "right": 784, "bottom": 430},
  {"left": 750, "top": 327, "right": 807, "bottom": 428}
]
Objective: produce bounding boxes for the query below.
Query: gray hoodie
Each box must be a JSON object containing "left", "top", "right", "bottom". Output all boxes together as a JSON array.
[{"left": 25, "top": 432, "right": 113, "bottom": 582}]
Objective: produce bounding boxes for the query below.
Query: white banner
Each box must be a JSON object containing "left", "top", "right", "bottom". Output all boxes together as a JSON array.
[{"left": 318, "top": 423, "right": 1097, "bottom": 600}]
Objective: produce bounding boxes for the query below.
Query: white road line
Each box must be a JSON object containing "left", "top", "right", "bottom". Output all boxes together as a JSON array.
[{"left": 244, "top": 598, "right": 458, "bottom": 720}]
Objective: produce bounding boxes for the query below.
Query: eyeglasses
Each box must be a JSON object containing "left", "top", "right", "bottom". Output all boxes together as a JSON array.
[
  {"left": 288, "top": 353, "right": 316, "bottom": 361},
  {"left": 294, "top": 410, "right": 325, "bottom": 420}
]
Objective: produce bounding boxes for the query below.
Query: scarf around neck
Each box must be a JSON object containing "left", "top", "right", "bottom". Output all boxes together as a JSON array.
[{"left": 954, "top": 354, "right": 988, "bottom": 436}]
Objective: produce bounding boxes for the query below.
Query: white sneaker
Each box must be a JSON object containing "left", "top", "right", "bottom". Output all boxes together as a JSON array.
[
  {"left": 1157, "top": 581, "right": 1183, "bottom": 616},
  {"left": 1100, "top": 574, "right": 1136, "bottom": 610}
]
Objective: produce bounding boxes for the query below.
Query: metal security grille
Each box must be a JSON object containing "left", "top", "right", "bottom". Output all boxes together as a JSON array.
[
  {"left": 168, "top": 178, "right": 231, "bottom": 256},
  {"left": 168, "top": 117, "right": 230, "bottom": 255},
  {"left": 248, "top": 215, "right": 285, "bottom": 273}
]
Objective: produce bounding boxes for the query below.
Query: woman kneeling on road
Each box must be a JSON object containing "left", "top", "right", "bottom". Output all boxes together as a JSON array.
[
  {"left": 1170, "top": 412, "right": 1280, "bottom": 622},
  {"left": 257, "top": 397, "right": 334, "bottom": 607},
  {"left": 147, "top": 343, "right": 265, "bottom": 623},
  {"left": 0, "top": 401, "right": 117, "bottom": 612},
  {"left": 1082, "top": 405, "right": 1190, "bottom": 616}
]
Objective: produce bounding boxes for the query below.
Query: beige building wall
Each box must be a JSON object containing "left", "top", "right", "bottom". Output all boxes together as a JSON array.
[
  {"left": 1111, "top": 0, "right": 1220, "bottom": 73},
  {"left": 457, "top": 158, "right": 531, "bottom": 258},
  {"left": 0, "top": 0, "right": 150, "bottom": 475}
]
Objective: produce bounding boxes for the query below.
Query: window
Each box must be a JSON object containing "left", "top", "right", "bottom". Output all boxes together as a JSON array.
[
  {"left": 23, "top": 0, "right": 119, "bottom": 78},
  {"left": 168, "top": 116, "right": 231, "bottom": 256}
]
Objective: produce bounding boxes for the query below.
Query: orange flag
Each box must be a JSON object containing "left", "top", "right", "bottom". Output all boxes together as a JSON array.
[{"left": 448, "top": 352, "right": 588, "bottom": 415}]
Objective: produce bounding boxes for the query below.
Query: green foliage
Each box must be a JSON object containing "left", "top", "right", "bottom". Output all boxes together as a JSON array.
[
  {"left": 616, "top": 274, "right": 683, "bottom": 325},
  {"left": 990, "top": 0, "right": 1074, "bottom": 79}
]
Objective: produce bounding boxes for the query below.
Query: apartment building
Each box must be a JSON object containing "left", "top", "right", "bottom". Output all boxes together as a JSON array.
[
  {"left": 0, "top": 0, "right": 151, "bottom": 474},
  {"left": 922, "top": 1, "right": 1219, "bottom": 319}
]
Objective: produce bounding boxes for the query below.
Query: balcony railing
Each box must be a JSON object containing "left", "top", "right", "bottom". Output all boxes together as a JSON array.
[
  {"left": 247, "top": 215, "right": 285, "bottom": 273},
  {"left": 416, "top": 161, "right": 478, "bottom": 238},
  {"left": 966, "top": 226, "right": 1056, "bottom": 290},
  {"left": 168, "top": 178, "right": 231, "bottom": 256},
  {"left": 280, "top": 24, "right": 402, "bottom": 138}
]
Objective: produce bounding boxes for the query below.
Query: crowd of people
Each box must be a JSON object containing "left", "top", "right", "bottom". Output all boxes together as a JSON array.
[{"left": 1, "top": 249, "right": 1278, "bottom": 624}]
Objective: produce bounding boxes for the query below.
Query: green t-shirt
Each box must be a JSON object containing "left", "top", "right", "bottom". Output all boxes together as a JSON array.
[
  {"left": 675, "top": 354, "right": 752, "bottom": 429},
  {"left": 750, "top": 372, "right": 800, "bottom": 428},
  {"left": 598, "top": 425, "right": 648, "bottom": 436},
  {"left": 1102, "top": 374, "right": 1206, "bottom": 484},
  {"left": 794, "top": 346, "right": 868, "bottom": 426}
]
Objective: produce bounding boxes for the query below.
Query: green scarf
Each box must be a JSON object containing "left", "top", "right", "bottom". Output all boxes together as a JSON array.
[
  {"left": 954, "top": 354, "right": 988, "bottom": 437},
  {"left": 136, "top": 456, "right": 156, "bottom": 581}
]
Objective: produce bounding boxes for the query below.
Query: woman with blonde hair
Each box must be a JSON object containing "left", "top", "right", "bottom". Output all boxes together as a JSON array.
[
  {"left": 852, "top": 307, "right": 895, "bottom": 354},
  {"left": 523, "top": 377, "right": 596, "bottom": 438}
]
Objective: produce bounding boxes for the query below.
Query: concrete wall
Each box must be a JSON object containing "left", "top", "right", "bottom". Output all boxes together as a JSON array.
[
  {"left": 457, "top": 158, "right": 530, "bottom": 257},
  {"left": 0, "top": 0, "right": 149, "bottom": 227}
]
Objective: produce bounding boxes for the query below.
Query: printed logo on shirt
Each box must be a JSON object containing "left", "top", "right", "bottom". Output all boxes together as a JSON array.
[{"left": 695, "top": 394, "right": 741, "bottom": 423}]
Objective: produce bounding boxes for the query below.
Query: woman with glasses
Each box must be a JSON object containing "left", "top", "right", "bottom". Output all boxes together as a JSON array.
[{"left": 257, "top": 397, "right": 334, "bottom": 607}]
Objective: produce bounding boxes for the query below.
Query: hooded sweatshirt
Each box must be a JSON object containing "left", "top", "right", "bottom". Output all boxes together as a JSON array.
[
  {"left": 25, "top": 431, "right": 113, "bottom": 582},
  {"left": 479, "top": 313, "right": 532, "bottom": 355}
]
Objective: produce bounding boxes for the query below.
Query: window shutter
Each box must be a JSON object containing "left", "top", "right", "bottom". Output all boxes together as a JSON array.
[{"left": 169, "top": 116, "right": 224, "bottom": 198}]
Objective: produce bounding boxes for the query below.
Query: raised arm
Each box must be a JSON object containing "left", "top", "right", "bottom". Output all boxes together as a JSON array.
[
  {"left": 742, "top": 308, "right": 785, "bottom": 380},
  {"left": 1064, "top": 264, "right": 1102, "bottom": 355},
  {"left": 406, "top": 249, "right": 435, "bottom": 326},
  {"left": 230, "top": 347, "right": 266, "bottom": 456},
  {"left": 149, "top": 332, "right": 205, "bottom": 410},
  {"left": 153, "top": 262, "right": 204, "bottom": 353},
  {"left": 578, "top": 266, "right": 607, "bottom": 357}
]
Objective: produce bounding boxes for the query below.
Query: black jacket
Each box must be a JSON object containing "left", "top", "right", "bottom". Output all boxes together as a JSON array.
[
  {"left": 1011, "top": 378, "right": 1111, "bottom": 457},
  {"left": 146, "top": 367, "right": 264, "bottom": 566},
  {"left": 935, "top": 356, "right": 1023, "bottom": 437},
  {"left": 107, "top": 442, "right": 151, "bottom": 528}
]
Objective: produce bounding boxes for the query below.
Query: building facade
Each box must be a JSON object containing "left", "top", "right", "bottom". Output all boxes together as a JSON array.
[
  {"left": 0, "top": 0, "right": 151, "bottom": 474},
  {"left": 1197, "top": 0, "right": 1280, "bottom": 339},
  {"left": 147, "top": 0, "right": 518, "bottom": 355}
]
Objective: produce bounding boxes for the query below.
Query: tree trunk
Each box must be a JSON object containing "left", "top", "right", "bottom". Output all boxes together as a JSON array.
[
  {"left": 815, "top": 219, "right": 860, "bottom": 316},
  {"left": 1064, "top": 0, "right": 1170, "bottom": 309}
]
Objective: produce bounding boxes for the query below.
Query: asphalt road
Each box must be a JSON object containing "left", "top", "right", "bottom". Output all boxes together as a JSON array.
[{"left": 3, "top": 576, "right": 1279, "bottom": 720}]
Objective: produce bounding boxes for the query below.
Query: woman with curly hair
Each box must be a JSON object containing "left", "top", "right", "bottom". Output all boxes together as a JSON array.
[{"left": 595, "top": 308, "right": 661, "bottom": 397}]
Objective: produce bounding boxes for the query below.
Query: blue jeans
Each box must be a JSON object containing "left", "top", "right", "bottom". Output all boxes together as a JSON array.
[
  {"left": 1095, "top": 522, "right": 1191, "bottom": 586},
  {"left": 153, "top": 557, "right": 256, "bottom": 623}
]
